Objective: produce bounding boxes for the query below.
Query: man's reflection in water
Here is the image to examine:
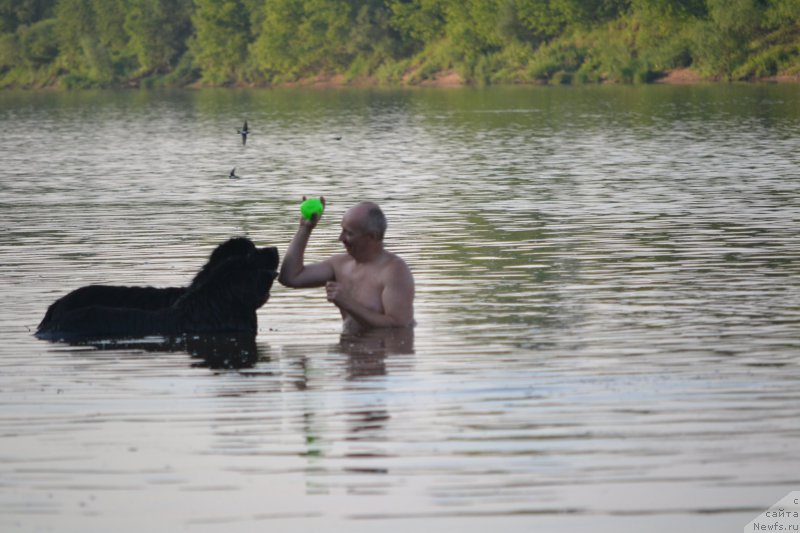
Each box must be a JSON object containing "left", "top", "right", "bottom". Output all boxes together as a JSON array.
[
  {"left": 337, "top": 326, "right": 415, "bottom": 380},
  {"left": 338, "top": 327, "right": 414, "bottom": 480},
  {"left": 285, "top": 326, "right": 416, "bottom": 390}
]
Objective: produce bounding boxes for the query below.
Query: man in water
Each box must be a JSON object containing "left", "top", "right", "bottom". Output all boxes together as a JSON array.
[{"left": 279, "top": 199, "right": 415, "bottom": 332}]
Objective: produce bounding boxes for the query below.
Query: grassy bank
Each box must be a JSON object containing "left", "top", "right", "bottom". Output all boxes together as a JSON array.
[{"left": 1, "top": 0, "right": 799, "bottom": 90}]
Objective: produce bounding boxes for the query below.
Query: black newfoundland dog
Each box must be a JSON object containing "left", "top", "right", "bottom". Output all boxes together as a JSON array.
[{"left": 35, "top": 237, "right": 279, "bottom": 342}]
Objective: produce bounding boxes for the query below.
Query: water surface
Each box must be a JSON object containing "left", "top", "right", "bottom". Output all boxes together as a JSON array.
[{"left": 1, "top": 85, "right": 799, "bottom": 532}]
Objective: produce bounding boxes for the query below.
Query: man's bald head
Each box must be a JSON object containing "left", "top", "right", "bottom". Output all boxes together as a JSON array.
[{"left": 347, "top": 202, "right": 387, "bottom": 241}]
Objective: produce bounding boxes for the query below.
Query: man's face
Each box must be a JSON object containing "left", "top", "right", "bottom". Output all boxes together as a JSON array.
[{"left": 339, "top": 209, "right": 372, "bottom": 256}]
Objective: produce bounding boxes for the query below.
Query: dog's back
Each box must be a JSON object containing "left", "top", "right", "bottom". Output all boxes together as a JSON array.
[
  {"left": 37, "top": 285, "right": 185, "bottom": 331},
  {"left": 35, "top": 304, "right": 179, "bottom": 341}
]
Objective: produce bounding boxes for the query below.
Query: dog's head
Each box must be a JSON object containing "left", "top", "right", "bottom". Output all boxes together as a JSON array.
[
  {"left": 244, "top": 246, "right": 279, "bottom": 309},
  {"left": 177, "top": 243, "right": 280, "bottom": 323},
  {"left": 250, "top": 245, "right": 280, "bottom": 306},
  {"left": 190, "top": 237, "right": 258, "bottom": 288}
]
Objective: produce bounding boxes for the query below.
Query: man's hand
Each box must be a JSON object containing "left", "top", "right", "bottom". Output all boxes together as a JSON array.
[
  {"left": 279, "top": 195, "right": 334, "bottom": 288},
  {"left": 299, "top": 196, "right": 326, "bottom": 231},
  {"left": 325, "top": 281, "right": 346, "bottom": 306}
]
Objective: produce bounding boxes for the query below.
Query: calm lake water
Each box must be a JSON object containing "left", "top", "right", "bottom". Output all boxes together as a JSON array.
[{"left": 1, "top": 85, "right": 799, "bottom": 532}]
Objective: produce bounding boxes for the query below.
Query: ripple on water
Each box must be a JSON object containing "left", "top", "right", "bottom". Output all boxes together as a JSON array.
[{"left": 0, "top": 86, "right": 798, "bottom": 531}]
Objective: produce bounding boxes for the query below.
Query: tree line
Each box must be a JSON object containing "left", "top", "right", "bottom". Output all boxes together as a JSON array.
[{"left": 1, "top": 0, "right": 798, "bottom": 88}]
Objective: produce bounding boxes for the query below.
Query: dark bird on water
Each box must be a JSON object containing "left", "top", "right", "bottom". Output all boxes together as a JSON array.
[
  {"left": 237, "top": 120, "right": 249, "bottom": 145},
  {"left": 229, "top": 168, "right": 239, "bottom": 179}
]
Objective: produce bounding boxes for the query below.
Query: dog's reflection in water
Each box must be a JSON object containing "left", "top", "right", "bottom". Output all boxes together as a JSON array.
[
  {"left": 76, "top": 333, "right": 263, "bottom": 370},
  {"left": 61, "top": 327, "right": 414, "bottom": 375},
  {"left": 183, "top": 334, "right": 261, "bottom": 369}
]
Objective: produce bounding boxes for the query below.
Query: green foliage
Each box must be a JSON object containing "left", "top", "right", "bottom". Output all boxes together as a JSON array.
[
  {"left": 397, "top": 38, "right": 458, "bottom": 83},
  {"left": 192, "top": 0, "right": 252, "bottom": 84},
  {"left": 585, "top": 26, "right": 638, "bottom": 82},
  {"left": 524, "top": 39, "right": 585, "bottom": 82},
  {"left": 251, "top": 0, "right": 353, "bottom": 80},
  {"left": 764, "top": 0, "right": 800, "bottom": 27},
  {"left": 443, "top": 0, "right": 504, "bottom": 62},
  {"left": 348, "top": 2, "right": 398, "bottom": 60},
  {"left": 53, "top": 0, "right": 134, "bottom": 84},
  {"left": 734, "top": 44, "right": 784, "bottom": 78},
  {"left": 0, "top": 0, "right": 56, "bottom": 33},
  {"left": 54, "top": 0, "right": 94, "bottom": 70},
  {"left": 18, "top": 18, "right": 58, "bottom": 65},
  {"left": 630, "top": 0, "right": 696, "bottom": 71},
  {"left": 373, "top": 56, "right": 411, "bottom": 83},
  {"left": 0, "top": 32, "right": 19, "bottom": 70},
  {"left": 125, "top": 0, "right": 192, "bottom": 74},
  {"left": 690, "top": 0, "right": 766, "bottom": 78},
  {"left": 92, "top": 0, "right": 128, "bottom": 55},
  {"left": 1, "top": 0, "right": 799, "bottom": 88},
  {"left": 733, "top": 25, "right": 800, "bottom": 78},
  {"left": 388, "top": 0, "right": 445, "bottom": 52}
]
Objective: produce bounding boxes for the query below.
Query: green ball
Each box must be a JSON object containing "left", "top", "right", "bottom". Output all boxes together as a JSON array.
[{"left": 300, "top": 198, "right": 324, "bottom": 220}]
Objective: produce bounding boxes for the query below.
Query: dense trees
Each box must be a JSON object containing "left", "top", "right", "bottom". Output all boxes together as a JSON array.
[
  {"left": 0, "top": 0, "right": 797, "bottom": 88},
  {"left": 192, "top": 0, "right": 252, "bottom": 84}
]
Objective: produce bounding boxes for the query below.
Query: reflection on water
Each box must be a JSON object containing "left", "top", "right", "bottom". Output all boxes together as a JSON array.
[
  {"left": 338, "top": 327, "right": 414, "bottom": 380},
  {"left": 70, "top": 334, "right": 264, "bottom": 369},
  {"left": 0, "top": 85, "right": 799, "bottom": 532}
]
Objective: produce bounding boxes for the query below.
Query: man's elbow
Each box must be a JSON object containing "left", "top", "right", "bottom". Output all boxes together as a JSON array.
[
  {"left": 279, "top": 267, "right": 315, "bottom": 288},
  {"left": 385, "top": 312, "right": 414, "bottom": 328},
  {"left": 278, "top": 269, "right": 296, "bottom": 287}
]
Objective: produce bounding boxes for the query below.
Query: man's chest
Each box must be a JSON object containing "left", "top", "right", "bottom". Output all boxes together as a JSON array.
[{"left": 336, "top": 264, "right": 385, "bottom": 309}]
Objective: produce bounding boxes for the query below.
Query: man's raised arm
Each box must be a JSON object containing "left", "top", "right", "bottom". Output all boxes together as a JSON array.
[{"left": 279, "top": 198, "right": 334, "bottom": 288}]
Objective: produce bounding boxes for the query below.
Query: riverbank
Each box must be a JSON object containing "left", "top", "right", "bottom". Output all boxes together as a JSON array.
[
  {"left": 4, "top": 1, "right": 799, "bottom": 92},
  {"left": 261, "top": 68, "right": 800, "bottom": 90},
  {"left": 4, "top": 66, "right": 800, "bottom": 91}
]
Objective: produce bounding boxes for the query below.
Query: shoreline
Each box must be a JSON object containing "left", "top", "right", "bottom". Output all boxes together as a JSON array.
[
  {"left": 4, "top": 68, "right": 800, "bottom": 91},
  {"left": 200, "top": 67, "right": 800, "bottom": 89},
  {"left": 652, "top": 68, "right": 800, "bottom": 85}
]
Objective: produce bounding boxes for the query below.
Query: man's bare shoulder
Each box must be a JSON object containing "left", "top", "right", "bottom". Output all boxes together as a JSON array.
[
  {"left": 326, "top": 253, "right": 355, "bottom": 276},
  {"left": 327, "top": 253, "right": 352, "bottom": 266},
  {"left": 383, "top": 251, "right": 414, "bottom": 281},
  {"left": 385, "top": 251, "right": 410, "bottom": 267}
]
